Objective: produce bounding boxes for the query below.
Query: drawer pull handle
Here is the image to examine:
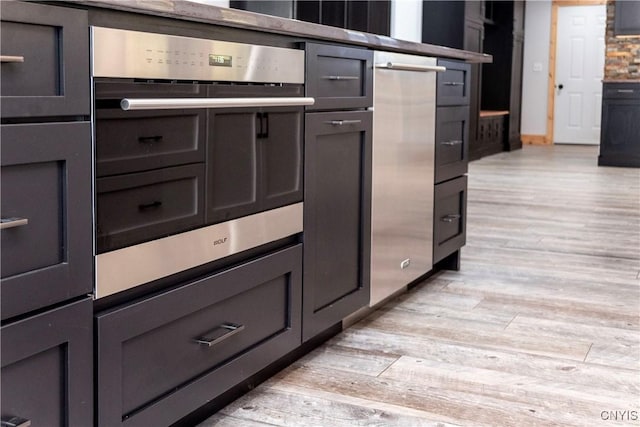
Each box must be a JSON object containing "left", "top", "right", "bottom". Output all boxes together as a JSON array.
[
  {"left": 441, "top": 140, "right": 463, "bottom": 146},
  {"left": 138, "top": 201, "right": 162, "bottom": 211},
  {"left": 1, "top": 416, "right": 31, "bottom": 427},
  {"left": 325, "top": 120, "right": 362, "bottom": 126},
  {"left": 0, "top": 56, "right": 25, "bottom": 63},
  {"left": 443, "top": 81, "right": 465, "bottom": 86},
  {"left": 323, "top": 75, "right": 360, "bottom": 81},
  {"left": 194, "top": 322, "right": 245, "bottom": 347},
  {"left": 376, "top": 62, "right": 446, "bottom": 73},
  {"left": 0, "top": 217, "right": 29, "bottom": 230},
  {"left": 617, "top": 89, "right": 634, "bottom": 94},
  {"left": 121, "top": 97, "right": 315, "bottom": 111},
  {"left": 441, "top": 214, "right": 461, "bottom": 223},
  {"left": 138, "top": 135, "right": 163, "bottom": 143}
]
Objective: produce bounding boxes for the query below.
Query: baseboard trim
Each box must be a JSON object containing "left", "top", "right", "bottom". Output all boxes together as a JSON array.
[{"left": 522, "top": 134, "right": 550, "bottom": 145}]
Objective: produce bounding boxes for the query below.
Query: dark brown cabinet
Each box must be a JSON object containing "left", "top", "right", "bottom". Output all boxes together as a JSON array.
[
  {"left": 434, "top": 59, "right": 469, "bottom": 268},
  {"left": 435, "top": 106, "right": 471, "bottom": 183},
  {"left": 1, "top": 298, "right": 93, "bottom": 427},
  {"left": 233, "top": 1, "right": 391, "bottom": 35},
  {"left": 303, "top": 110, "right": 372, "bottom": 341},
  {"left": 480, "top": 0, "right": 524, "bottom": 155},
  {"left": 0, "top": 1, "right": 89, "bottom": 118},
  {"left": 1, "top": 3, "right": 93, "bottom": 426},
  {"left": 304, "top": 43, "right": 373, "bottom": 111},
  {"left": 96, "top": 245, "right": 302, "bottom": 426},
  {"left": 614, "top": 0, "right": 640, "bottom": 36},
  {"left": 1, "top": 123, "right": 92, "bottom": 322},
  {"left": 599, "top": 82, "right": 640, "bottom": 167},
  {"left": 301, "top": 43, "right": 372, "bottom": 341},
  {"left": 423, "top": 1, "right": 525, "bottom": 160},
  {"left": 433, "top": 176, "right": 468, "bottom": 264}
]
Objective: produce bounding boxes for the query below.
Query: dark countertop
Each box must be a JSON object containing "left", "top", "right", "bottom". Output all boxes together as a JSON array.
[{"left": 76, "top": 0, "right": 492, "bottom": 63}]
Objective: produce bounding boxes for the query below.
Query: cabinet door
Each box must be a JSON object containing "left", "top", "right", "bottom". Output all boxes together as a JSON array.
[
  {"left": 1, "top": 123, "right": 92, "bottom": 320},
  {"left": 303, "top": 111, "right": 372, "bottom": 341},
  {"left": 1, "top": 298, "right": 93, "bottom": 427},
  {"left": 0, "top": 2, "right": 89, "bottom": 118},
  {"left": 598, "top": 97, "right": 640, "bottom": 167},
  {"left": 206, "top": 103, "right": 303, "bottom": 223},
  {"left": 614, "top": 0, "right": 640, "bottom": 36}
]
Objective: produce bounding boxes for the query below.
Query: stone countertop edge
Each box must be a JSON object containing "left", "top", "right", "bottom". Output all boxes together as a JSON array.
[
  {"left": 603, "top": 79, "right": 640, "bottom": 83},
  {"left": 74, "top": 0, "right": 492, "bottom": 63}
]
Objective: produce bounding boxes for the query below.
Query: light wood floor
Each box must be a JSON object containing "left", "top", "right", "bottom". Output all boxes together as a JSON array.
[{"left": 201, "top": 145, "right": 640, "bottom": 426}]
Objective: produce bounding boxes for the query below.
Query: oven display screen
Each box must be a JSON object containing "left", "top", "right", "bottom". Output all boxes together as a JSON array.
[{"left": 209, "top": 54, "right": 232, "bottom": 67}]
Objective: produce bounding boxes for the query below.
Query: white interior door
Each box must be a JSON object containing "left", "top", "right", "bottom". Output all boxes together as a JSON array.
[{"left": 554, "top": 5, "right": 606, "bottom": 144}]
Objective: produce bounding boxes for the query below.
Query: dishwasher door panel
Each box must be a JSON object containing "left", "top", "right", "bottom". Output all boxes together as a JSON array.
[{"left": 370, "top": 52, "right": 436, "bottom": 306}]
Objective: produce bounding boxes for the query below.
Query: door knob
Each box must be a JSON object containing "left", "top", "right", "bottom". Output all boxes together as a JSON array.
[{"left": 557, "top": 84, "right": 564, "bottom": 90}]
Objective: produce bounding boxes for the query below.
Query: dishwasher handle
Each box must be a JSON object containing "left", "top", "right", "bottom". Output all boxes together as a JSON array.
[
  {"left": 375, "top": 62, "right": 446, "bottom": 73},
  {"left": 121, "top": 97, "right": 315, "bottom": 111}
]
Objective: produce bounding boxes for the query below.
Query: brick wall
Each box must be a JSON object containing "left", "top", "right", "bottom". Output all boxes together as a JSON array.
[{"left": 605, "top": 0, "right": 640, "bottom": 79}]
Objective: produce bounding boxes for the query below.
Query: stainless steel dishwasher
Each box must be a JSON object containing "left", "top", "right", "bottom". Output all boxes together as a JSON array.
[{"left": 370, "top": 51, "right": 445, "bottom": 306}]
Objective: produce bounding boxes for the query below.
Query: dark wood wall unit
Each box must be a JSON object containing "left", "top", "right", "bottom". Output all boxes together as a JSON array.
[
  {"left": 478, "top": 0, "right": 524, "bottom": 156},
  {"left": 230, "top": 1, "right": 294, "bottom": 18},
  {"left": 423, "top": 1, "right": 524, "bottom": 161},
  {"left": 233, "top": 0, "right": 390, "bottom": 36},
  {"left": 614, "top": 0, "right": 640, "bottom": 36},
  {"left": 421, "top": 1, "right": 465, "bottom": 49}
]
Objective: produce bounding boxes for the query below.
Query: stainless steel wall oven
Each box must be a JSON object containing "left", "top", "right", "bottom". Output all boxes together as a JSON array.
[{"left": 91, "top": 27, "right": 312, "bottom": 299}]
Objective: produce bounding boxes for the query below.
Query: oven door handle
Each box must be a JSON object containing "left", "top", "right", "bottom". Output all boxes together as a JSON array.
[{"left": 120, "top": 97, "right": 315, "bottom": 111}]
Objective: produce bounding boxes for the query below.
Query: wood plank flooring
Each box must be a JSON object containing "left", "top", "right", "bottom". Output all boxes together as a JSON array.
[{"left": 199, "top": 145, "right": 640, "bottom": 426}]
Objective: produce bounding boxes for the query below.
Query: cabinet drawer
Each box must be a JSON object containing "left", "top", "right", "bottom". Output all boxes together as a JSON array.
[
  {"left": 96, "top": 244, "right": 302, "bottom": 427},
  {"left": 1, "top": 123, "right": 92, "bottom": 320},
  {"left": 603, "top": 82, "right": 640, "bottom": 100},
  {"left": 1, "top": 298, "right": 93, "bottom": 427},
  {"left": 95, "top": 108, "right": 206, "bottom": 177},
  {"left": 433, "top": 176, "right": 467, "bottom": 263},
  {"left": 437, "top": 59, "right": 470, "bottom": 106},
  {"left": 0, "top": 2, "right": 89, "bottom": 118},
  {"left": 304, "top": 43, "right": 373, "bottom": 111},
  {"left": 96, "top": 164, "right": 205, "bottom": 253},
  {"left": 435, "top": 106, "right": 470, "bottom": 183}
]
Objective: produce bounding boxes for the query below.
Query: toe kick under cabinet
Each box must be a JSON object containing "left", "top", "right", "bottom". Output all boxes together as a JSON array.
[
  {"left": 433, "top": 59, "right": 470, "bottom": 266},
  {"left": 96, "top": 245, "right": 302, "bottom": 427}
]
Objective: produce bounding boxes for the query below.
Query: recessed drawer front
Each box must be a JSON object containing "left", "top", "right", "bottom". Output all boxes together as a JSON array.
[
  {"left": 95, "top": 109, "right": 206, "bottom": 177},
  {"left": 1, "top": 298, "right": 93, "bottom": 427},
  {"left": 603, "top": 82, "right": 640, "bottom": 100},
  {"left": 96, "top": 244, "right": 302, "bottom": 427},
  {"left": 96, "top": 164, "right": 205, "bottom": 253},
  {"left": 305, "top": 43, "right": 373, "bottom": 111},
  {"left": 435, "top": 106, "right": 470, "bottom": 183},
  {"left": 434, "top": 176, "right": 467, "bottom": 263},
  {"left": 2, "top": 162, "right": 62, "bottom": 278},
  {"left": 0, "top": 2, "right": 89, "bottom": 118},
  {"left": 1, "top": 123, "right": 92, "bottom": 320},
  {"left": 437, "top": 59, "right": 470, "bottom": 107}
]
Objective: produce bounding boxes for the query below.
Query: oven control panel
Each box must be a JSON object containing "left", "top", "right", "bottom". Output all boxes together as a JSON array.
[{"left": 92, "top": 27, "right": 304, "bottom": 84}]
